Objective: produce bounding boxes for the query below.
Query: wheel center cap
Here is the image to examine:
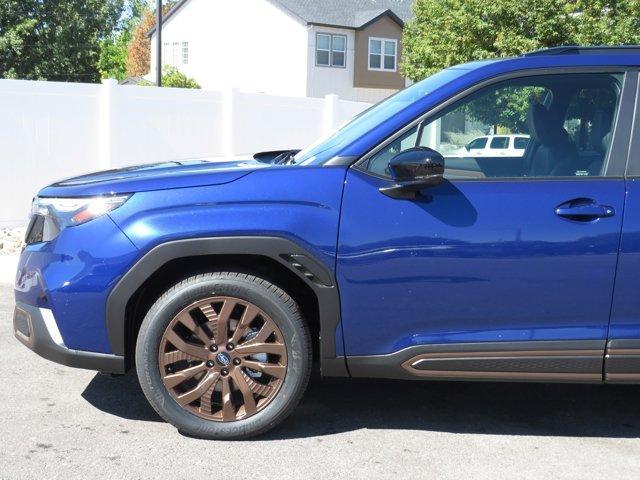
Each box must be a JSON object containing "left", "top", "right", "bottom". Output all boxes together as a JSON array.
[{"left": 216, "top": 352, "right": 231, "bottom": 366}]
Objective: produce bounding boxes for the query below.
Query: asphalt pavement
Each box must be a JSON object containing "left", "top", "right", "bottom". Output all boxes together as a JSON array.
[{"left": 1, "top": 280, "right": 640, "bottom": 479}]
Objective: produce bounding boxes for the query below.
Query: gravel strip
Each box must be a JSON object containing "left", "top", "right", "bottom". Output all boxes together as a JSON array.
[{"left": 0, "top": 227, "right": 25, "bottom": 255}]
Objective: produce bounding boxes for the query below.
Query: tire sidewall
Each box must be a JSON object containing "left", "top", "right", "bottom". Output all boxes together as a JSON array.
[{"left": 136, "top": 274, "right": 309, "bottom": 439}]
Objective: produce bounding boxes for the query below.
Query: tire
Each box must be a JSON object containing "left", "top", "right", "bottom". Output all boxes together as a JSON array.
[{"left": 135, "top": 272, "right": 312, "bottom": 439}]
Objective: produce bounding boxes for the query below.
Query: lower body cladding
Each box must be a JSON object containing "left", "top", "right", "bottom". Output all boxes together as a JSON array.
[
  {"left": 13, "top": 302, "right": 125, "bottom": 374},
  {"left": 348, "top": 340, "right": 640, "bottom": 384},
  {"left": 13, "top": 298, "right": 640, "bottom": 384},
  {"left": 605, "top": 339, "right": 640, "bottom": 383}
]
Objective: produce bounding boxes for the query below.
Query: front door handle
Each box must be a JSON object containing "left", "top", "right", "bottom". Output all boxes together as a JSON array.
[{"left": 555, "top": 199, "right": 615, "bottom": 221}]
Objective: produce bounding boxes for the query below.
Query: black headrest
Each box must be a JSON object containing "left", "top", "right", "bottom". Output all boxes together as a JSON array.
[
  {"left": 527, "top": 102, "right": 569, "bottom": 146},
  {"left": 592, "top": 109, "right": 613, "bottom": 155}
]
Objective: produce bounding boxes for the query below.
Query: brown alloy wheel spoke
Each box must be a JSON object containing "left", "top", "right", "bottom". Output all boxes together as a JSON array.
[
  {"left": 241, "top": 370, "right": 274, "bottom": 397},
  {"left": 163, "top": 350, "right": 200, "bottom": 364},
  {"left": 247, "top": 320, "right": 273, "bottom": 344},
  {"left": 235, "top": 342, "right": 286, "bottom": 357},
  {"left": 198, "top": 303, "right": 218, "bottom": 331},
  {"left": 199, "top": 382, "right": 218, "bottom": 415},
  {"left": 176, "top": 311, "right": 211, "bottom": 346},
  {"left": 231, "top": 369, "right": 257, "bottom": 415},
  {"left": 242, "top": 360, "right": 286, "bottom": 379},
  {"left": 221, "top": 376, "right": 235, "bottom": 421},
  {"left": 242, "top": 372, "right": 272, "bottom": 397},
  {"left": 163, "top": 363, "right": 207, "bottom": 388},
  {"left": 158, "top": 296, "right": 288, "bottom": 422},
  {"left": 164, "top": 330, "right": 208, "bottom": 360},
  {"left": 176, "top": 371, "right": 220, "bottom": 406},
  {"left": 230, "top": 303, "right": 260, "bottom": 345},
  {"left": 215, "top": 299, "right": 234, "bottom": 345}
]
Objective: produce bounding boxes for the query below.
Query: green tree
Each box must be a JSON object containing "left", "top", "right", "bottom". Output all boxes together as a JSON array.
[
  {"left": 463, "top": 86, "right": 547, "bottom": 134},
  {"left": 98, "top": 0, "right": 150, "bottom": 80},
  {"left": 572, "top": 0, "right": 640, "bottom": 45},
  {"left": 402, "top": 0, "right": 640, "bottom": 132},
  {"left": 402, "top": 0, "right": 640, "bottom": 81},
  {"left": 98, "top": 31, "right": 131, "bottom": 81},
  {"left": 0, "top": 0, "right": 124, "bottom": 82}
]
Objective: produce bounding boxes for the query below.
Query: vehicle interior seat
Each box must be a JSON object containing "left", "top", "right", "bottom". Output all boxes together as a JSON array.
[
  {"left": 526, "top": 102, "right": 580, "bottom": 177},
  {"left": 587, "top": 109, "right": 614, "bottom": 176}
]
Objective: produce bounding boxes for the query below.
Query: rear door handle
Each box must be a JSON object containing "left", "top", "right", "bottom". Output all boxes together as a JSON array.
[{"left": 555, "top": 199, "right": 615, "bottom": 221}]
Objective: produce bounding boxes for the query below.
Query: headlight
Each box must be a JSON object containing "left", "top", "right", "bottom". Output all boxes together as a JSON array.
[{"left": 26, "top": 194, "right": 131, "bottom": 244}]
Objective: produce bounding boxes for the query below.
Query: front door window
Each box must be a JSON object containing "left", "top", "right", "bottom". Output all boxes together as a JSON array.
[{"left": 365, "top": 73, "right": 622, "bottom": 180}]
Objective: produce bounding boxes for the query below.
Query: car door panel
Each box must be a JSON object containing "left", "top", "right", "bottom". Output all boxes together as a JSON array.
[
  {"left": 337, "top": 70, "right": 635, "bottom": 382},
  {"left": 606, "top": 179, "right": 640, "bottom": 381},
  {"left": 475, "top": 156, "right": 525, "bottom": 177},
  {"left": 605, "top": 77, "right": 640, "bottom": 381},
  {"left": 337, "top": 168, "right": 625, "bottom": 357}
]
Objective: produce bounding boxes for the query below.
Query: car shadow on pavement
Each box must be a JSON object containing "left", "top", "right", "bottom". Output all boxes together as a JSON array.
[
  {"left": 82, "top": 370, "right": 640, "bottom": 439},
  {"left": 82, "top": 372, "right": 162, "bottom": 423}
]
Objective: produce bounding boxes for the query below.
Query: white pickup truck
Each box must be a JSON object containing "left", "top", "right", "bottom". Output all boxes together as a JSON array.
[{"left": 464, "top": 134, "right": 530, "bottom": 157}]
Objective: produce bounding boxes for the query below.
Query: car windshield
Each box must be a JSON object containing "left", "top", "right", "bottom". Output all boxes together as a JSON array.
[{"left": 294, "top": 67, "right": 470, "bottom": 165}]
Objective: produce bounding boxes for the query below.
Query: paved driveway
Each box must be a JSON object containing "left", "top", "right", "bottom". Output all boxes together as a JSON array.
[{"left": 1, "top": 281, "right": 640, "bottom": 479}]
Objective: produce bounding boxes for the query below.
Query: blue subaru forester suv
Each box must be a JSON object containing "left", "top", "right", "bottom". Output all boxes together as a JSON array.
[{"left": 14, "top": 46, "right": 640, "bottom": 438}]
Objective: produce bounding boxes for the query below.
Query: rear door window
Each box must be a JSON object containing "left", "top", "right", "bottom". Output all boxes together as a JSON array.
[
  {"left": 514, "top": 137, "right": 529, "bottom": 150},
  {"left": 467, "top": 137, "right": 487, "bottom": 149},
  {"left": 490, "top": 137, "right": 509, "bottom": 149}
]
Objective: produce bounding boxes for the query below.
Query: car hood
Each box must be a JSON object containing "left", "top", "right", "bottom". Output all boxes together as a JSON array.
[{"left": 38, "top": 158, "right": 269, "bottom": 197}]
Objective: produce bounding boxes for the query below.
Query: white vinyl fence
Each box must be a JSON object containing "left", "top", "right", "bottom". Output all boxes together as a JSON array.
[{"left": 0, "top": 79, "right": 371, "bottom": 227}]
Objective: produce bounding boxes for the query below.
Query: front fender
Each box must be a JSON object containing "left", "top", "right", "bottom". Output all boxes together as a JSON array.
[
  {"left": 105, "top": 236, "right": 346, "bottom": 375},
  {"left": 106, "top": 166, "right": 349, "bottom": 375}
]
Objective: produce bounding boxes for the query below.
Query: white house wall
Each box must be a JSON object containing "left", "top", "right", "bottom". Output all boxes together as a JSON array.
[{"left": 150, "top": 0, "right": 309, "bottom": 96}]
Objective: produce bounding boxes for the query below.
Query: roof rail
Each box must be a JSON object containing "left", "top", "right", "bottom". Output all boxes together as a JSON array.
[{"left": 524, "top": 45, "right": 640, "bottom": 57}]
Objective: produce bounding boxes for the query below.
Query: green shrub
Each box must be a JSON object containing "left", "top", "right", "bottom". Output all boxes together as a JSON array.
[{"left": 161, "top": 65, "right": 200, "bottom": 89}]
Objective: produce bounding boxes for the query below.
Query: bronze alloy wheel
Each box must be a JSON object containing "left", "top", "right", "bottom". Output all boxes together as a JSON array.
[{"left": 158, "top": 296, "right": 287, "bottom": 422}]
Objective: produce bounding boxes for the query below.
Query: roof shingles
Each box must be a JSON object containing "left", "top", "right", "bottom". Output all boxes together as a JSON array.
[
  {"left": 267, "top": 0, "right": 413, "bottom": 28},
  {"left": 149, "top": 0, "right": 414, "bottom": 36}
]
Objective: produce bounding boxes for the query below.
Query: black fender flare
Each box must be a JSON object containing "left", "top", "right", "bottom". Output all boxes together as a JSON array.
[{"left": 105, "top": 236, "right": 348, "bottom": 376}]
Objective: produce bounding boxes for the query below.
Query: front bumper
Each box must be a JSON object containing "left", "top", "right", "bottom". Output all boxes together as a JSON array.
[
  {"left": 13, "top": 302, "right": 125, "bottom": 374},
  {"left": 15, "top": 213, "right": 140, "bottom": 354}
]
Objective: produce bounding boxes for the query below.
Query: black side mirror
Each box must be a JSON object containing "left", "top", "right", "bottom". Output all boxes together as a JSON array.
[{"left": 379, "top": 147, "right": 445, "bottom": 199}]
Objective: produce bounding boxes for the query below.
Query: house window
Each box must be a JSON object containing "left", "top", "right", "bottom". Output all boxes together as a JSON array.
[
  {"left": 316, "top": 34, "right": 331, "bottom": 66},
  {"left": 331, "top": 35, "right": 346, "bottom": 67},
  {"left": 316, "top": 33, "right": 347, "bottom": 68},
  {"left": 162, "top": 42, "right": 190, "bottom": 66},
  {"left": 162, "top": 42, "right": 169, "bottom": 64},
  {"left": 172, "top": 42, "right": 180, "bottom": 66},
  {"left": 182, "top": 42, "right": 189, "bottom": 65},
  {"left": 369, "top": 37, "right": 397, "bottom": 72}
]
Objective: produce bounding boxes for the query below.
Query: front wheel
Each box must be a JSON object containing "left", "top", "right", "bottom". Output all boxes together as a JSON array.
[{"left": 135, "top": 272, "right": 312, "bottom": 439}]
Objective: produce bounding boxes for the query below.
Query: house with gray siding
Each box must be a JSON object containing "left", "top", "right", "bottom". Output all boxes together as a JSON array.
[{"left": 148, "top": 0, "right": 413, "bottom": 102}]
